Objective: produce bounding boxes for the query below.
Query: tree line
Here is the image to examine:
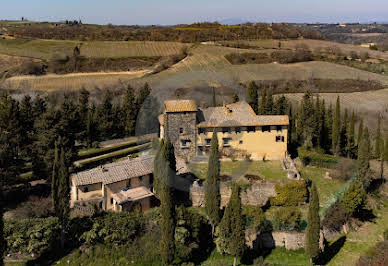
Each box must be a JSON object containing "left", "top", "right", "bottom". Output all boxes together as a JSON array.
[{"left": 0, "top": 84, "right": 150, "bottom": 184}]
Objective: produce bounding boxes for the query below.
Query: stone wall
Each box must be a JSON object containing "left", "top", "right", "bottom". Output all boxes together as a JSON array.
[
  {"left": 245, "top": 230, "right": 305, "bottom": 251},
  {"left": 166, "top": 112, "right": 197, "bottom": 161},
  {"left": 190, "top": 182, "right": 276, "bottom": 207}
]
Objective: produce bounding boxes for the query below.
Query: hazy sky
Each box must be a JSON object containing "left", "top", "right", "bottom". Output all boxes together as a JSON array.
[{"left": 1, "top": 0, "right": 387, "bottom": 25}]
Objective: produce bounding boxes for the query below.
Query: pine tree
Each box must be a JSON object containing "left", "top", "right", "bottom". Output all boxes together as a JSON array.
[
  {"left": 216, "top": 184, "right": 245, "bottom": 266},
  {"left": 264, "top": 90, "right": 274, "bottom": 115},
  {"left": 86, "top": 105, "right": 98, "bottom": 147},
  {"left": 123, "top": 85, "right": 137, "bottom": 136},
  {"left": 247, "top": 81, "right": 259, "bottom": 114},
  {"left": 374, "top": 115, "right": 382, "bottom": 159},
  {"left": 32, "top": 95, "right": 47, "bottom": 119},
  {"left": 205, "top": 129, "right": 220, "bottom": 236},
  {"left": 157, "top": 139, "right": 176, "bottom": 265},
  {"left": 57, "top": 146, "right": 70, "bottom": 250},
  {"left": 332, "top": 96, "right": 341, "bottom": 155},
  {"left": 347, "top": 112, "right": 357, "bottom": 159},
  {"left": 305, "top": 183, "right": 320, "bottom": 265}
]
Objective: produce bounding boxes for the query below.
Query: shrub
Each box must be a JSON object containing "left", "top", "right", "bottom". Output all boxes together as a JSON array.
[
  {"left": 384, "top": 229, "right": 388, "bottom": 241},
  {"left": 271, "top": 180, "right": 308, "bottom": 207},
  {"left": 322, "top": 200, "right": 349, "bottom": 231},
  {"left": 329, "top": 158, "right": 358, "bottom": 181},
  {"left": 343, "top": 182, "right": 367, "bottom": 216},
  {"left": 81, "top": 211, "right": 144, "bottom": 246},
  {"left": 8, "top": 196, "right": 53, "bottom": 219},
  {"left": 298, "top": 147, "right": 338, "bottom": 168},
  {"left": 272, "top": 207, "right": 302, "bottom": 231},
  {"left": 4, "top": 217, "right": 60, "bottom": 256}
]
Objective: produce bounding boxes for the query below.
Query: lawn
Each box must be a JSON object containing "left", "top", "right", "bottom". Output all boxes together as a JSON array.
[
  {"left": 299, "top": 165, "right": 345, "bottom": 209},
  {"left": 188, "top": 160, "right": 287, "bottom": 182},
  {"left": 327, "top": 196, "right": 388, "bottom": 266},
  {"left": 200, "top": 248, "right": 309, "bottom": 266}
]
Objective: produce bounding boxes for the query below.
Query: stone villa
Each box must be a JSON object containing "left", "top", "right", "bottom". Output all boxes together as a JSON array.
[
  {"left": 70, "top": 156, "right": 155, "bottom": 212},
  {"left": 159, "top": 100, "right": 289, "bottom": 161}
]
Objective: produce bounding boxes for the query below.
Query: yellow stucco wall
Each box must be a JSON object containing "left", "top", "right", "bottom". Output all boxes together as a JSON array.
[{"left": 197, "top": 126, "right": 287, "bottom": 160}]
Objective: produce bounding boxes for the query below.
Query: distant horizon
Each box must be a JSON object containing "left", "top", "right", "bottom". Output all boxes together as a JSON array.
[
  {"left": 1, "top": 0, "right": 387, "bottom": 26},
  {"left": 2, "top": 18, "right": 388, "bottom": 27}
]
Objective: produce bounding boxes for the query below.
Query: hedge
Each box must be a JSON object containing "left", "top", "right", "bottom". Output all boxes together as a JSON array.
[
  {"left": 298, "top": 147, "right": 338, "bottom": 168},
  {"left": 270, "top": 180, "right": 308, "bottom": 207}
]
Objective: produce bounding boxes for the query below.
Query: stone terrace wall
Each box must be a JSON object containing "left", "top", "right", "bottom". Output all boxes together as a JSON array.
[
  {"left": 190, "top": 182, "right": 276, "bottom": 207},
  {"left": 245, "top": 230, "right": 305, "bottom": 251}
]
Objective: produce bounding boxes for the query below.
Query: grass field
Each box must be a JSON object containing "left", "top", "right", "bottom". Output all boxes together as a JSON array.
[
  {"left": 224, "top": 39, "right": 388, "bottom": 60},
  {"left": 3, "top": 41, "right": 388, "bottom": 93},
  {"left": 4, "top": 70, "right": 149, "bottom": 91},
  {"left": 0, "top": 39, "right": 190, "bottom": 60},
  {"left": 188, "top": 160, "right": 286, "bottom": 182}
]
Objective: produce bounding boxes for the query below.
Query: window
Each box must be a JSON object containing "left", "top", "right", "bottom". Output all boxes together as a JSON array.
[
  {"left": 282, "top": 136, "right": 285, "bottom": 142},
  {"left": 205, "top": 138, "right": 211, "bottom": 146},
  {"left": 235, "top": 127, "right": 241, "bottom": 133},
  {"left": 198, "top": 128, "right": 205, "bottom": 134},
  {"left": 262, "top": 126, "right": 270, "bottom": 132},
  {"left": 276, "top": 125, "right": 282, "bottom": 132},
  {"left": 179, "top": 128, "right": 184, "bottom": 134},
  {"left": 247, "top": 126, "right": 256, "bottom": 133},
  {"left": 276, "top": 136, "right": 285, "bottom": 142},
  {"left": 110, "top": 198, "right": 114, "bottom": 204},
  {"left": 223, "top": 138, "right": 231, "bottom": 147},
  {"left": 82, "top": 186, "right": 89, "bottom": 193},
  {"left": 180, "top": 139, "right": 191, "bottom": 148},
  {"left": 239, "top": 140, "right": 243, "bottom": 145},
  {"left": 222, "top": 127, "right": 230, "bottom": 134}
]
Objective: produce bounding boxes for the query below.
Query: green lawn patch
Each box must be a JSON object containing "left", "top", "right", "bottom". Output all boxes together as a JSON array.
[{"left": 299, "top": 166, "right": 345, "bottom": 208}]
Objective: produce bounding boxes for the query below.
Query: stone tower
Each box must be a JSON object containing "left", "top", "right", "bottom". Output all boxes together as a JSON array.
[{"left": 159, "top": 100, "right": 198, "bottom": 161}]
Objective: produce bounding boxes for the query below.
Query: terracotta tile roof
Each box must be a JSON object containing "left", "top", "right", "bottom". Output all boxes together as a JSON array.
[
  {"left": 197, "top": 101, "right": 289, "bottom": 127},
  {"left": 71, "top": 156, "right": 154, "bottom": 187},
  {"left": 112, "top": 186, "right": 154, "bottom": 204},
  {"left": 164, "top": 100, "right": 198, "bottom": 113}
]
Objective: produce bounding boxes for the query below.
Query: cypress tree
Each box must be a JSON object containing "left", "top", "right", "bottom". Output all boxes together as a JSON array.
[
  {"left": 216, "top": 184, "right": 245, "bottom": 266},
  {"left": 325, "top": 103, "right": 333, "bottom": 153},
  {"left": 258, "top": 89, "right": 266, "bottom": 115},
  {"left": 51, "top": 140, "right": 59, "bottom": 216},
  {"left": 158, "top": 139, "right": 176, "bottom": 265},
  {"left": 339, "top": 109, "right": 348, "bottom": 156},
  {"left": 332, "top": 96, "right": 341, "bottom": 155},
  {"left": 265, "top": 90, "right": 274, "bottom": 115},
  {"left": 205, "top": 129, "right": 221, "bottom": 236},
  {"left": 347, "top": 112, "right": 357, "bottom": 159},
  {"left": 374, "top": 115, "right": 382, "bottom": 159},
  {"left": 247, "top": 81, "right": 259, "bottom": 114},
  {"left": 275, "top": 95, "right": 288, "bottom": 115},
  {"left": 123, "top": 85, "right": 137, "bottom": 136},
  {"left": 382, "top": 135, "right": 388, "bottom": 179},
  {"left": 77, "top": 88, "right": 90, "bottom": 143},
  {"left": 357, "top": 119, "right": 364, "bottom": 149},
  {"left": 305, "top": 183, "right": 320, "bottom": 265},
  {"left": 212, "top": 87, "right": 217, "bottom": 107},
  {"left": 0, "top": 196, "right": 4, "bottom": 266},
  {"left": 57, "top": 146, "right": 70, "bottom": 250},
  {"left": 300, "top": 92, "right": 316, "bottom": 148},
  {"left": 358, "top": 127, "right": 373, "bottom": 189}
]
